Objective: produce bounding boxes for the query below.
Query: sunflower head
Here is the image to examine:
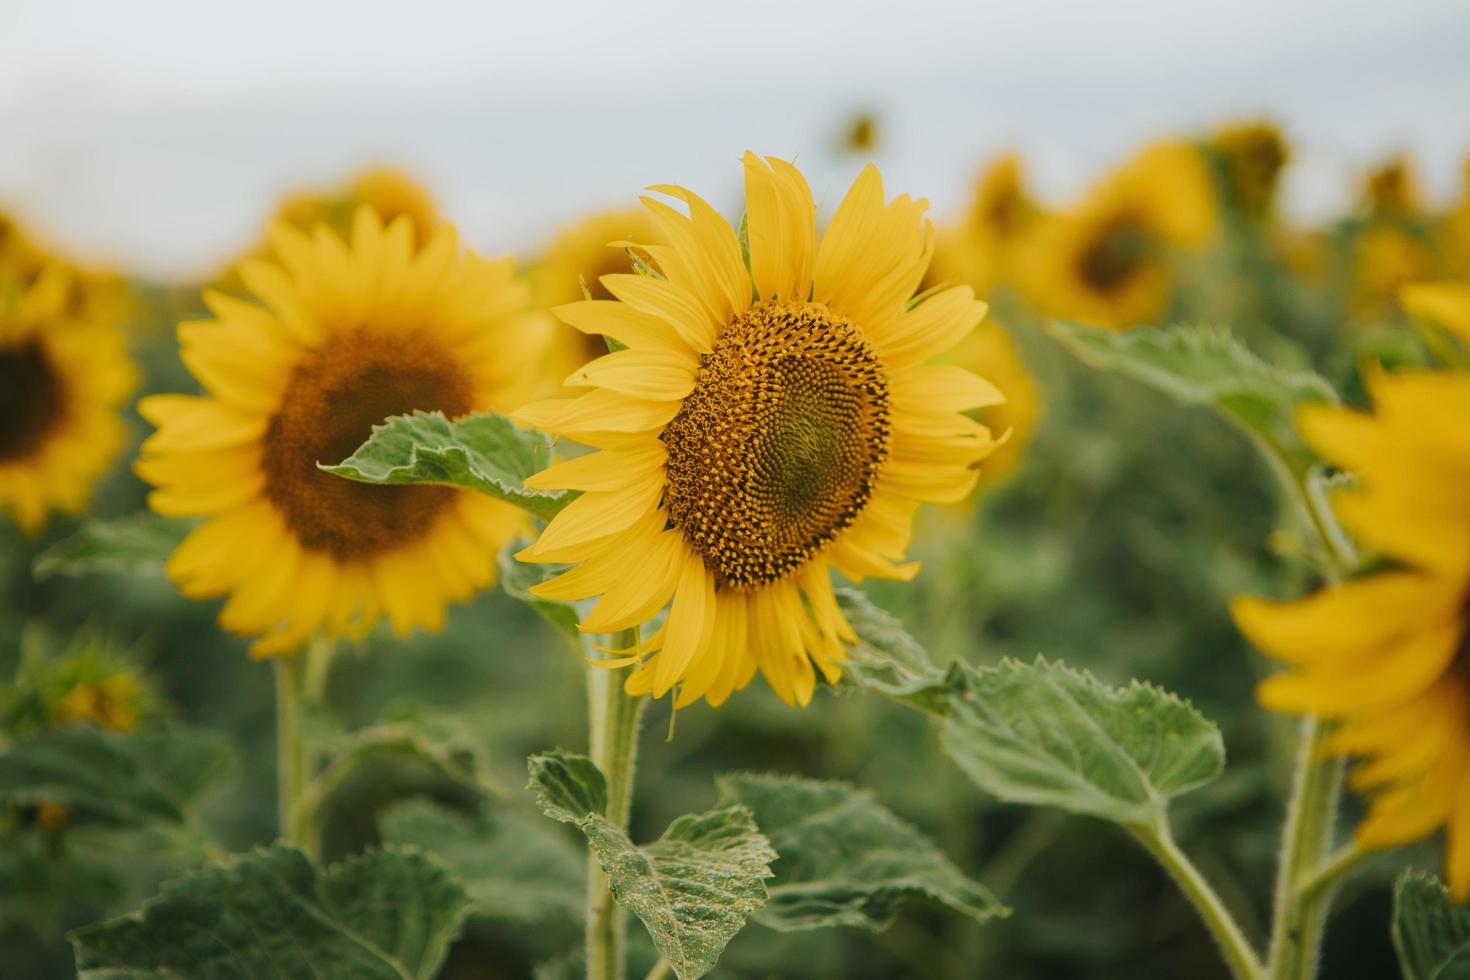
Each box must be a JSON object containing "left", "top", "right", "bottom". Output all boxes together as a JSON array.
[
  {"left": 1020, "top": 140, "right": 1216, "bottom": 331},
  {"left": 515, "top": 152, "right": 1001, "bottom": 708},
  {"left": 141, "top": 210, "right": 541, "bottom": 656},
  {"left": 0, "top": 264, "right": 135, "bottom": 535},
  {"left": 1209, "top": 120, "right": 1289, "bottom": 219},
  {"left": 1362, "top": 155, "right": 1425, "bottom": 220},
  {"left": 924, "top": 155, "right": 1039, "bottom": 297},
  {"left": 1349, "top": 224, "right": 1438, "bottom": 321},
  {"left": 1233, "top": 366, "right": 1470, "bottom": 898},
  {"left": 529, "top": 208, "right": 660, "bottom": 392}
]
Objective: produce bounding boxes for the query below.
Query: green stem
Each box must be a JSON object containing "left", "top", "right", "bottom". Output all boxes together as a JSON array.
[
  {"left": 1130, "top": 815, "right": 1265, "bottom": 980},
  {"left": 642, "top": 959, "right": 671, "bottom": 980},
  {"left": 273, "top": 654, "right": 308, "bottom": 850},
  {"left": 586, "top": 636, "right": 646, "bottom": 980},
  {"left": 1266, "top": 719, "right": 1345, "bottom": 980}
]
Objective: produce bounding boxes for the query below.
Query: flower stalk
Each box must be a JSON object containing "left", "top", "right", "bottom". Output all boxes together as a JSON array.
[
  {"left": 586, "top": 637, "right": 645, "bottom": 980},
  {"left": 273, "top": 653, "right": 308, "bottom": 851}
]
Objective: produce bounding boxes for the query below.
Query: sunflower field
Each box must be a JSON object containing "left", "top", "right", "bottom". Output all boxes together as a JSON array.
[{"left": 5, "top": 60, "right": 1470, "bottom": 979}]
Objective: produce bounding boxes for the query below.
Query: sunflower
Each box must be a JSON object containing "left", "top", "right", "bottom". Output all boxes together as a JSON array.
[
  {"left": 1207, "top": 120, "right": 1288, "bottom": 220},
  {"left": 529, "top": 208, "right": 660, "bottom": 393},
  {"left": 139, "top": 210, "right": 541, "bottom": 656},
  {"left": 1019, "top": 140, "right": 1216, "bottom": 331},
  {"left": 1232, "top": 355, "right": 1470, "bottom": 898},
  {"left": 944, "top": 319, "right": 1039, "bottom": 487},
  {"left": 926, "top": 154, "right": 1038, "bottom": 297},
  {"left": 515, "top": 153, "right": 1001, "bottom": 708},
  {"left": 0, "top": 264, "right": 136, "bottom": 534},
  {"left": 0, "top": 210, "right": 132, "bottom": 330}
]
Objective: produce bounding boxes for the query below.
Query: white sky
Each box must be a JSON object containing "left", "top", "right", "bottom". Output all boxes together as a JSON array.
[{"left": 2, "top": 0, "right": 1468, "bottom": 279}]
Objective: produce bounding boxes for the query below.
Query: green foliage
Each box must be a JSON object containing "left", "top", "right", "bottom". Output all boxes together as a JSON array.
[
  {"left": 935, "top": 657, "right": 1224, "bottom": 826},
  {"left": 70, "top": 844, "right": 474, "bottom": 979},
  {"left": 380, "top": 799, "right": 584, "bottom": 928},
  {"left": 529, "top": 751, "right": 776, "bottom": 980},
  {"left": 1393, "top": 872, "right": 1470, "bottom": 980},
  {"left": 0, "top": 724, "right": 233, "bottom": 828},
  {"left": 322, "top": 411, "right": 572, "bottom": 521},
  {"left": 834, "top": 587, "right": 948, "bottom": 712},
  {"left": 32, "top": 513, "right": 189, "bottom": 580},
  {"left": 716, "top": 773, "right": 1006, "bottom": 932},
  {"left": 498, "top": 543, "right": 582, "bottom": 644},
  {"left": 1044, "top": 320, "right": 1337, "bottom": 483}
]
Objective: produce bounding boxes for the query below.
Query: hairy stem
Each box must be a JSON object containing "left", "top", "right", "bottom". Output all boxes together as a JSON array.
[
  {"left": 586, "top": 638, "right": 645, "bottom": 980},
  {"left": 1130, "top": 815, "right": 1265, "bottom": 980},
  {"left": 1266, "top": 719, "right": 1345, "bottom": 980}
]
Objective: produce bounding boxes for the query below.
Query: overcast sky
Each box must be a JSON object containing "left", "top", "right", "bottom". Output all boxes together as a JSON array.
[{"left": 3, "top": 0, "right": 1468, "bottom": 279}]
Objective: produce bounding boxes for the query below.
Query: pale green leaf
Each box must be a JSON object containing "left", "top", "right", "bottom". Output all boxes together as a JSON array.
[
  {"left": 834, "top": 588, "right": 948, "bottom": 712},
  {"left": 32, "top": 513, "right": 190, "bottom": 580},
  {"left": 498, "top": 542, "right": 582, "bottom": 643},
  {"left": 528, "top": 751, "right": 775, "bottom": 980},
  {"left": 321, "top": 411, "right": 572, "bottom": 521},
  {"left": 0, "top": 724, "right": 233, "bottom": 828},
  {"left": 380, "top": 799, "right": 584, "bottom": 927},
  {"left": 70, "top": 845, "right": 473, "bottom": 980},
  {"left": 716, "top": 773, "right": 1007, "bottom": 932},
  {"left": 1044, "top": 321, "right": 1337, "bottom": 480},
  {"left": 937, "top": 657, "right": 1224, "bottom": 826},
  {"left": 1394, "top": 871, "right": 1470, "bottom": 980}
]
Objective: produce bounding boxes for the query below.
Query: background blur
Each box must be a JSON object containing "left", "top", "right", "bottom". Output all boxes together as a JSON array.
[
  {"left": 3, "top": 2, "right": 1468, "bottom": 977},
  {"left": 4, "top": 0, "right": 1469, "bottom": 278}
]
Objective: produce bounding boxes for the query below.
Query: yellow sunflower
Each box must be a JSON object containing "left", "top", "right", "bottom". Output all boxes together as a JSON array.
[
  {"left": 139, "top": 210, "right": 540, "bottom": 656},
  {"left": 1232, "top": 349, "right": 1470, "bottom": 897},
  {"left": 944, "top": 319, "right": 1039, "bottom": 487},
  {"left": 1444, "top": 159, "right": 1470, "bottom": 280},
  {"left": 926, "top": 154, "right": 1038, "bottom": 297},
  {"left": 1019, "top": 140, "right": 1216, "bottom": 331},
  {"left": 529, "top": 208, "right": 659, "bottom": 393},
  {"left": 514, "top": 153, "right": 1001, "bottom": 708},
  {"left": 0, "top": 210, "right": 132, "bottom": 329},
  {"left": 0, "top": 265, "right": 136, "bottom": 534},
  {"left": 1208, "top": 120, "right": 1288, "bottom": 220}
]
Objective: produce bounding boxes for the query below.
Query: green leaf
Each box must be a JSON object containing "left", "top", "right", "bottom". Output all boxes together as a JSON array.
[
  {"left": 498, "top": 542, "right": 582, "bottom": 643},
  {"left": 834, "top": 588, "right": 948, "bottom": 712},
  {"left": 32, "top": 513, "right": 190, "bottom": 580},
  {"left": 70, "top": 845, "right": 474, "bottom": 980},
  {"left": 1044, "top": 321, "right": 1337, "bottom": 481},
  {"left": 716, "top": 773, "right": 1007, "bottom": 932},
  {"left": 381, "top": 799, "right": 584, "bottom": 928},
  {"left": 936, "top": 657, "right": 1224, "bottom": 826},
  {"left": 528, "top": 751, "right": 775, "bottom": 980},
  {"left": 0, "top": 724, "right": 233, "bottom": 828},
  {"left": 1393, "top": 871, "right": 1470, "bottom": 980},
  {"left": 321, "top": 411, "right": 573, "bottom": 521}
]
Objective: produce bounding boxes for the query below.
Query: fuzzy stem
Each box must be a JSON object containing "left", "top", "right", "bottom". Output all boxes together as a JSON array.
[
  {"left": 273, "top": 654, "right": 308, "bottom": 850},
  {"left": 1130, "top": 815, "right": 1265, "bottom": 980},
  {"left": 1266, "top": 719, "right": 1345, "bottom": 980},
  {"left": 586, "top": 639, "right": 645, "bottom": 980}
]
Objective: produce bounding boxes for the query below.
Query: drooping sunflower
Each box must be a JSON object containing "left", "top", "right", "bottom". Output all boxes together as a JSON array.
[
  {"left": 1207, "top": 120, "right": 1288, "bottom": 221},
  {"left": 926, "top": 154, "right": 1039, "bottom": 297},
  {"left": 1019, "top": 140, "right": 1216, "bottom": 331},
  {"left": 529, "top": 208, "right": 658, "bottom": 392},
  {"left": 139, "top": 210, "right": 541, "bottom": 656},
  {"left": 1232, "top": 351, "right": 1470, "bottom": 897},
  {"left": 0, "top": 264, "right": 136, "bottom": 534},
  {"left": 515, "top": 153, "right": 1002, "bottom": 708}
]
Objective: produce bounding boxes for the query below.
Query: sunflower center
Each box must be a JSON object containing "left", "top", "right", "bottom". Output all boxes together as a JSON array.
[
  {"left": 661, "top": 301, "right": 891, "bottom": 589},
  {"left": 0, "top": 340, "right": 66, "bottom": 462},
  {"left": 1077, "top": 215, "right": 1154, "bottom": 292},
  {"left": 261, "top": 331, "right": 473, "bottom": 560}
]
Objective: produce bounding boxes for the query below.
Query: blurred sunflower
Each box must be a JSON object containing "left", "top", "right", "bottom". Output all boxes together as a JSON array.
[
  {"left": 0, "top": 210, "right": 133, "bottom": 329},
  {"left": 1441, "top": 159, "right": 1470, "bottom": 281},
  {"left": 216, "top": 167, "right": 441, "bottom": 294},
  {"left": 516, "top": 153, "right": 1001, "bottom": 708},
  {"left": 0, "top": 265, "right": 136, "bottom": 534},
  {"left": 1019, "top": 140, "right": 1216, "bottom": 331},
  {"left": 140, "top": 210, "right": 541, "bottom": 656},
  {"left": 529, "top": 208, "right": 658, "bottom": 392},
  {"left": 926, "top": 154, "right": 1038, "bottom": 297},
  {"left": 943, "top": 319, "right": 1039, "bottom": 487},
  {"left": 1208, "top": 120, "right": 1288, "bottom": 220},
  {"left": 1232, "top": 356, "right": 1470, "bottom": 898}
]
